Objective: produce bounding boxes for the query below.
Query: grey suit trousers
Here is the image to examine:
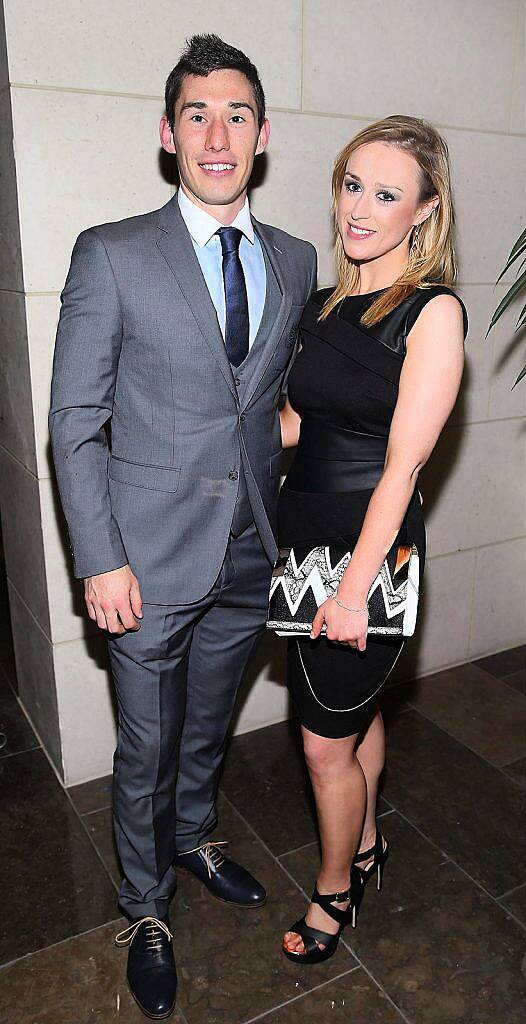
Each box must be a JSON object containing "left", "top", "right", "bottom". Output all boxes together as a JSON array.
[{"left": 108, "top": 523, "right": 271, "bottom": 920}]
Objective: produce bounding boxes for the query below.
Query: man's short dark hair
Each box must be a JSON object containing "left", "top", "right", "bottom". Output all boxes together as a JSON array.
[{"left": 165, "top": 34, "right": 266, "bottom": 133}]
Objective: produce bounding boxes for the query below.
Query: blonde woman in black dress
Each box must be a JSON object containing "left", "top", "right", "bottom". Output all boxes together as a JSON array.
[{"left": 278, "top": 116, "right": 468, "bottom": 962}]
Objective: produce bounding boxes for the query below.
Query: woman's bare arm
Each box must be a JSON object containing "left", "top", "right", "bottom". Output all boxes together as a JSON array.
[
  {"left": 280, "top": 397, "right": 302, "bottom": 449},
  {"left": 312, "top": 293, "right": 465, "bottom": 644}
]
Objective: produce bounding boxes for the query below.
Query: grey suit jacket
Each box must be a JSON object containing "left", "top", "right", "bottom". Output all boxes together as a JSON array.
[{"left": 49, "top": 195, "right": 317, "bottom": 604}]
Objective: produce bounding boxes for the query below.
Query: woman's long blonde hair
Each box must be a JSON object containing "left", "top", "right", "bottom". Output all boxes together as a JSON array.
[{"left": 320, "top": 115, "right": 457, "bottom": 324}]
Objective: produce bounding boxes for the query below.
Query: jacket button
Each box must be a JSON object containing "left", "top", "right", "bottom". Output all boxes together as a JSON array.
[
  {"left": 228, "top": 469, "right": 239, "bottom": 481},
  {"left": 234, "top": 377, "right": 241, "bottom": 387},
  {"left": 239, "top": 413, "right": 246, "bottom": 422}
]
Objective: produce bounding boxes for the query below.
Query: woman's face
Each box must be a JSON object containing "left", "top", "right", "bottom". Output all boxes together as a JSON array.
[{"left": 336, "top": 141, "right": 437, "bottom": 263}]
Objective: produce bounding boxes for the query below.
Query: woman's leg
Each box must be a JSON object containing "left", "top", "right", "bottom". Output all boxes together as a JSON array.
[
  {"left": 355, "top": 707, "right": 387, "bottom": 865},
  {"left": 283, "top": 726, "right": 366, "bottom": 954}
]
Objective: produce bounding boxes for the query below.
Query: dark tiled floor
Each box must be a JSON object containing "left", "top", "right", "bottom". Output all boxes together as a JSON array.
[
  {"left": 0, "top": 670, "right": 38, "bottom": 758},
  {"left": 500, "top": 884, "right": 526, "bottom": 927},
  {"left": 502, "top": 670, "right": 526, "bottom": 695},
  {"left": 473, "top": 646, "right": 525, "bottom": 679},
  {"left": 69, "top": 772, "right": 113, "bottom": 815},
  {"left": 282, "top": 813, "right": 526, "bottom": 1024},
  {"left": 380, "top": 709, "right": 526, "bottom": 896},
  {"left": 1, "top": 645, "right": 525, "bottom": 1023},
  {"left": 405, "top": 662, "right": 526, "bottom": 766},
  {"left": 1, "top": 747, "right": 117, "bottom": 966}
]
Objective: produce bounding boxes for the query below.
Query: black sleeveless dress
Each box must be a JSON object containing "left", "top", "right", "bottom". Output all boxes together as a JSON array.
[{"left": 278, "top": 284, "right": 468, "bottom": 738}]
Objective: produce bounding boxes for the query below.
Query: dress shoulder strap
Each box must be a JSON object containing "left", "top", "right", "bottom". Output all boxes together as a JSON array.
[{"left": 405, "top": 285, "right": 468, "bottom": 341}]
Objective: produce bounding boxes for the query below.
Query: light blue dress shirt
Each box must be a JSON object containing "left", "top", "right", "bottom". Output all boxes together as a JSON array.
[{"left": 177, "top": 187, "right": 266, "bottom": 349}]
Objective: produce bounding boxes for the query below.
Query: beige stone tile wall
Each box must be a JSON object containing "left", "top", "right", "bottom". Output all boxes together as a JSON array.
[{"left": 0, "top": 0, "right": 524, "bottom": 783}]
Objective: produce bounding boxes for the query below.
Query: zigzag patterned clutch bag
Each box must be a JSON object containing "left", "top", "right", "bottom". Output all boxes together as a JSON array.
[{"left": 267, "top": 543, "right": 420, "bottom": 638}]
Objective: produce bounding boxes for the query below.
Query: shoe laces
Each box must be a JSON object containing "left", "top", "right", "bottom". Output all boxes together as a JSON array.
[
  {"left": 184, "top": 840, "right": 228, "bottom": 878},
  {"left": 115, "top": 916, "right": 173, "bottom": 951}
]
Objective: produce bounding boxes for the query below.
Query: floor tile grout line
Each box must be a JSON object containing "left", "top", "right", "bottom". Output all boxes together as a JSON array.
[
  {"left": 220, "top": 791, "right": 413, "bottom": 1024},
  {"left": 497, "top": 879, "right": 526, "bottom": 900},
  {"left": 276, "top": 808, "right": 396, "bottom": 862},
  {"left": 0, "top": 916, "right": 124, "bottom": 972},
  {"left": 0, "top": 744, "right": 41, "bottom": 760},
  {"left": 277, "top": 838, "right": 318, "bottom": 860},
  {"left": 81, "top": 802, "right": 112, "bottom": 818},
  {"left": 464, "top": 659, "right": 526, "bottom": 688},
  {"left": 404, "top": 699, "right": 526, "bottom": 774},
  {"left": 240, "top": 965, "right": 361, "bottom": 1024},
  {"left": 487, "top": 675, "right": 526, "bottom": 703},
  {"left": 63, "top": 785, "right": 121, "bottom": 897},
  {"left": 336, "top": 937, "right": 412, "bottom": 1024},
  {"left": 388, "top": 804, "right": 526, "bottom": 932},
  {"left": 493, "top": 901, "right": 526, "bottom": 933},
  {"left": 175, "top": 1001, "right": 191, "bottom": 1024}
]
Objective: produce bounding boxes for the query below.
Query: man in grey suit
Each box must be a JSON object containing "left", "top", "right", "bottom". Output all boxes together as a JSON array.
[{"left": 49, "top": 34, "right": 316, "bottom": 1018}]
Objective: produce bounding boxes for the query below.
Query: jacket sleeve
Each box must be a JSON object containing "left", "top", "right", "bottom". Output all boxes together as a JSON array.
[
  {"left": 48, "top": 228, "right": 128, "bottom": 579},
  {"left": 280, "top": 242, "right": 318, "bottom": 400}
]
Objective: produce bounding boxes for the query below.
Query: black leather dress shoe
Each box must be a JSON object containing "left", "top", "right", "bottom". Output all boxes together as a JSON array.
[
  {"left": 115, "top": 915, "right": 177, "bottom": 1020},
  {"left": 174, "top": 842, "right": 266, "bottom": 907}
]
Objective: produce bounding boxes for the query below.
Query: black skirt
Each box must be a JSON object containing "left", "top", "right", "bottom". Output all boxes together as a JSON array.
[{"left": 278, "top": 483, "right": 426, "bottom": 738}]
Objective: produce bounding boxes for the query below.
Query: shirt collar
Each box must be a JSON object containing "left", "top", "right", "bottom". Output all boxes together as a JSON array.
[{"left": 177, "top": 187, "right": 255, "bottom": 247}]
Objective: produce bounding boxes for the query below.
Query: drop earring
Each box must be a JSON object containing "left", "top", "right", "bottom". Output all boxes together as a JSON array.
[{"left": 409, "top": 224, "right": 421, "bottom": 261}]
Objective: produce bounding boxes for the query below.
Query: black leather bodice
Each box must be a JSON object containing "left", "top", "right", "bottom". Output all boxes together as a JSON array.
[{"left": 284, "top": 284, "right": 468, "bottom": 494}]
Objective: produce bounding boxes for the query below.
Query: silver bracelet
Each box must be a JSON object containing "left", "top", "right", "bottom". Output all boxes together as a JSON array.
[{"left": 332, "top": 595, "right": 368, "bottom": 613}]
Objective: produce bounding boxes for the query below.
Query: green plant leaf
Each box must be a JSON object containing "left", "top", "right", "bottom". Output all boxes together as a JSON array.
[
  {"left": 508, "top": 227, "right": 526, "bottom": 262},
  {"left": 516, "top": 299, "right": 526, "bottom": 329},
  {"left": 496, "top": 234, "right": 526, "bottom": 283},
  {"left": 486, "top": 268, "right": 526, "bottom": 336},
  {"left": 511, "top": 363, "right": 526, "bottom": 389}
]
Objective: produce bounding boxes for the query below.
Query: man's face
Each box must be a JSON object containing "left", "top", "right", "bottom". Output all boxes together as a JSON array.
[{"left": 160, "top": 69, "right": 269, "bottom": 219}]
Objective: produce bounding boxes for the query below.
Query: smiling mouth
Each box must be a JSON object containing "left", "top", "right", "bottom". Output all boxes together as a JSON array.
[
  {"left": 199, "top": 162, "right": 236, "bottom": 173},
  {"left": 348, "top": 224, "right": 376, "bottom": 238}
]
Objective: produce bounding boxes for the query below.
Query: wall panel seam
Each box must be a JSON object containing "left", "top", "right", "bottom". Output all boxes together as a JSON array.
[
  {"left": 300, "top": 0, "right": 305, "bottom": 111},
  {"left": 6, "top": 577, "right": 52, "bottom": 644},
  {"left": 508, "top": 0, "right": 523, "bottom": 132},
  {"left": 10, "top": 81, "right": 164, "bottom": 103},
  {"left": 425, "top": 535, "right": 526, "bottom": 560},
  {"left": 466, "top": 547, "right": 478, "bottom": 660},
  {"left": 442, "top": 415, "right": 526, "bottom": 430},
  {"left": 0, "top": 442, "right": 38, "bottom": 481},
  {"left": 7, "top": 83, "right": 526, "bottom": 139}
]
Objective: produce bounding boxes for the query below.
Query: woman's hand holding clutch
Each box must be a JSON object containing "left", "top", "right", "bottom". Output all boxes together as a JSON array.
[{"left": 310, "top": 597, "right": 369, "bottom": 650}]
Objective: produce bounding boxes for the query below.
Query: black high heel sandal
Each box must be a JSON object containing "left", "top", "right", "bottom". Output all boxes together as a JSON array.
[
  {"left": 353, "top": 829, "right": 389, "bottom": 891},
  {"left": 282, "top": 868, "right": 364, "bottom": 965}
]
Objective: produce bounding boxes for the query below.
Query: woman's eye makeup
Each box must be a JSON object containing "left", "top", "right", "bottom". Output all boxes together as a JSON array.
[{"left": 344, "top": 179, "right": 397, "bottom": 203}]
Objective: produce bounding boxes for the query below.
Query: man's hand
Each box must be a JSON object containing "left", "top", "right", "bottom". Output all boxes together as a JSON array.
[{"left": 84, "top": 565, "right": 143, "bottom": 635}]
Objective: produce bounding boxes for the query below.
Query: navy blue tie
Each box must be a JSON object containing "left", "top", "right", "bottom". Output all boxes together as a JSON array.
[{"left": 217, "top": 226, "right": 249, "bottom": 367}]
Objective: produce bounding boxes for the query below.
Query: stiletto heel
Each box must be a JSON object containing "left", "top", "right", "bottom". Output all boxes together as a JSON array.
[
  {"left": 282, "top": 867, "right": 364, "bottom": 965},
  {"left": 353, "top": 829, "right": 389, "bottom": 894}
]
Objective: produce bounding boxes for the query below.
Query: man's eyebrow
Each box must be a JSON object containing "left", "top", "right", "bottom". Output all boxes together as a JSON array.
[
  {"left": 228, "top": 102, "right": 255, "bottom": 115},
  {"left": 180, "top": 101, "right": 207, "bottom": 113},
  {"left": 345, "top": 171, "right": 404, "bottom": 193}
]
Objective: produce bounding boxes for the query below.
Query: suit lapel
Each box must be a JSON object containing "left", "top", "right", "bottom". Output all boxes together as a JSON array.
[
  {"left": 241, "top": 218, "right": 293, "bottom": 410},
  {"left": 156, "top": 196, "right": 237, "bottom": 400}
]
